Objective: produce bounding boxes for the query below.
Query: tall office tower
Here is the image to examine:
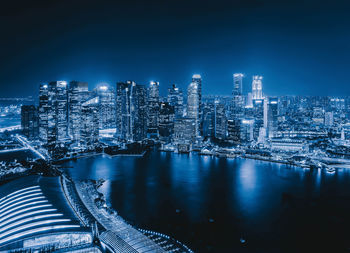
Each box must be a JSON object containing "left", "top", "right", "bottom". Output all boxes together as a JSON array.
[
  {"left": 147, "top": 81, "right": 160, "bottom": 138},
  {"left": 325, "top": 111, "right": 334, "bottom": 127},
  {"left": 167, "top": 84, "right": 184, "bottom": 118},
  {"left": 252, "top": 75, "right": 263, "bottom": 100},
  {"left": 240, "top": 119, "right": 254, "bottom": 143},
  {"left": 214, "top": 100, "right": 226, "bottom": 140},
  {"left": 37, "top": 81, "right": 69, "bottom": 155},
  {"left": 264, "top": 97, "right": 278, "bottom": 138},
  {"left": 252, "top": 98, "right": 264, "bottom": 140},
  {"left": 173, "top": 117, "right": 196, "bottom": 144},
  {"left": 233, "top": 73, "right": 243, "bottom": 96},
  {"left": 202, "top": 102, "right": 215, "bottom": 138},
  {"left": 68, "top": 81, "right": 89, "bottom": 142},
  {"left": 192, "top": 74, "right": 202, "bottom": 103},
  {"left": 159, "top": 102, "right": 175, "bottom": 141},
  {"left": 131, "top": 83, "right": 148, "bottom": 141},
  {"left": 21, "top": 105, "right": 39, "bottom": 140},
  {"left": 187, "top": 81, "right": 200, "bottom": 136},
  {"left": 94, "top": 84, "right": 116, "bottom": 130},
  {"left": 116, "top": 81, "right": 131, "bottom": 140},
  {"left": 192, "top": 74, "right": 202, "bottom": 134},
  {"left": 80, "top": 97, "right": 99, "bottom": 149},
  {"left": 45, "top": 81, "right": 69, "bottom": 152},
  {"left": 227, "top": 119, "right": 241, "bottom": 144},
  {"left": 38, "top": 83, "right": 49, "bottom": 142},
  {"left": 116, "top": 81, "right": 147, "bottom": 142},
  {"left": 232, "top": 73, "right": 244, "bottom": 118},
  {"left": 46, "top": 82, "right": 59, "bottom": 150},
  {"left": 52, "top": 81, "right": 69, "bottom": 142}
]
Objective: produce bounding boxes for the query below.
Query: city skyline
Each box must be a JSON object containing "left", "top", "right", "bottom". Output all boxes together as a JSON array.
[
  {"left": 19, "top": 72, "right": 348, "bottom": 155},
  {"left": 1, "top": 1, "right": 350, "bottom": 252},
  {"left": 5, "top": 71, "right": 350, "bottom": 100}
]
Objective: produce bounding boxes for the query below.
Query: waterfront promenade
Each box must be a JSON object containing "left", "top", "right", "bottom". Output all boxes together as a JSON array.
[{"left": 74, "top": 180, "right": 166, "bottom": 253}]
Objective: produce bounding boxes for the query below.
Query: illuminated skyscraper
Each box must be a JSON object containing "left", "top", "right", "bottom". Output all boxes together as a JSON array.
[
  {"left": 192, "top": 74, "right": 202, "bottom": 134},
  {"left": 227, "top": 119, "right": 241, "bottom": 144},
  {"left": 159, "top": 102, "right": 175, "bottom": 141},
  {"left": 131, "top": 83, "right": 148, "bottom": 141},
  {"left": 167, "top": 84, "right": 184, "bottom": 118},
  {"left": 174, "top": 117, "right": 196, "bottom": 144},
  {"left": 47, "top": 81, "right": 68, "bottom": 145},
  {"left": 52, "top": 81, "right": 69, "bottom": 142},
  {"left": 21, "top": 105, "right": 38, "bottom": 140},
  {"left": 94, "top": 84, "right": 116, "bottom": 130},
  {"left": 116, "top": 81, "right": 147, "bottom": 142},
  {"left": 68, "top": 81, "right": 89, "bottom": 143},
  {"left": 233, "top": 73, "right": 243, "bottom": 96},
  {"left": 38, "top": 83, "right": 49, "bottom": 142},
  {"left": 264, "top": 97, "right": 278, "bottom": 138},
  {"left": 38, "top": 81, "right": 69, "bottom": 155},
  {"left": 116, "top": 81, "right": 131, "bottom": 140},
  {"left": 232, "top": 73, "right": 244, "bottom": 118},
  {"left": 240, "top": 119, "right": 254, "bottom": 143},
  {"left": 202, "top": 102, "right": 215, "bottom": 138},
  {"left": 252, "top": 98, "right": 264, "bottom": 140},
  {"left": 214, "top": 100, "right": 226, "bottom": 140},
  {"left": 80, "top": 97, "right": 99, "bottom": 148},
  {"left": 147, "top": 81, "right": 160, "bottom": 138},
  {"left": 252, "top": 75, "right": 263, "bottom": 100},
  {"left": 187, "top": 81, "right": 200, "bottom": 136},
  {"left": 192, "top": 74, "right": 202, "bottom": 101}
]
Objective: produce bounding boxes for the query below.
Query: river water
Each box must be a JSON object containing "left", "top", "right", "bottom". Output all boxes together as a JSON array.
[{"left": 62, "top": 151, "right": 350, "bottom": 252}]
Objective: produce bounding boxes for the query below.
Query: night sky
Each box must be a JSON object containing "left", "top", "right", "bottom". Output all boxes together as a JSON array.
[{"left": 1, "top": 0, "right": 349, "bottom": 97}]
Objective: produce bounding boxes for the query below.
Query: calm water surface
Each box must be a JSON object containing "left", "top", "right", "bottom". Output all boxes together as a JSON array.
[{"left": 63, "top": 151, "right": 350, "bottom": 253}]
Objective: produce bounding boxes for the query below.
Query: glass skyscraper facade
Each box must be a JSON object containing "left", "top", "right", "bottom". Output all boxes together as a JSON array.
[
  {"left": 187, "top": 81, "right": 200, "bottom": 137},
  {"left": 147, "top": 81, "right": 160, "bottom": 138},
  {"left": 94, "top": 84, "right": 116, "bottom": 131},
  {"left": 68, "top": 81, "right": 89, "bottom": 143}
]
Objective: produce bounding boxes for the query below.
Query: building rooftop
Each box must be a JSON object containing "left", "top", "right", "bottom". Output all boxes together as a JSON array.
[{"left": 0, "top": 175, "right": 93, "bottom": 251}]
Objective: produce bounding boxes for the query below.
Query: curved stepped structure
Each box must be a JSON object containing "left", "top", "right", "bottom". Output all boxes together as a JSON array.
[
  {"left": 0, "top": 175, "right": 97, "bottom": 252},
  {"left": 0, "top": 174, "right": 193, "bottom": 253}
]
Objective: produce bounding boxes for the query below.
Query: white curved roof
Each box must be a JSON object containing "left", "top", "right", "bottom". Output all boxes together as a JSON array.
[{"left": 0, "top": 176, "right": 82, "bottom": 248}]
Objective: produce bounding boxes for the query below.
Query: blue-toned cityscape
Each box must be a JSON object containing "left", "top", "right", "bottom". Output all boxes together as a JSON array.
[
  {"left": 13, "top": 74, "right": 350, "bottom": 169},
  {"left": 2, "top": 0, "right": 350, "bottom": 252},
  {"left": 1, "top": 73, "right": 350, "bottom": 252}
]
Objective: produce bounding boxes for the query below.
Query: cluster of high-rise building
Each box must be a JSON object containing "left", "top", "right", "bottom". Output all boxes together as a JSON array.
[
  {"left": 20, "top": 78, "right": 184, "bottom": 157},
  {"left": 20, "top": 74, "right": 350, "bottom": 157}
]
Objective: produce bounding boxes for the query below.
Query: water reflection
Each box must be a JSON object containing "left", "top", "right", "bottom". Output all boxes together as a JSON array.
[
  {"left": 63, "top": 151, "right": 350, "bottom": 253},
  {"left": 236, "top": 160, "right": 258, "bottom": 217}
]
